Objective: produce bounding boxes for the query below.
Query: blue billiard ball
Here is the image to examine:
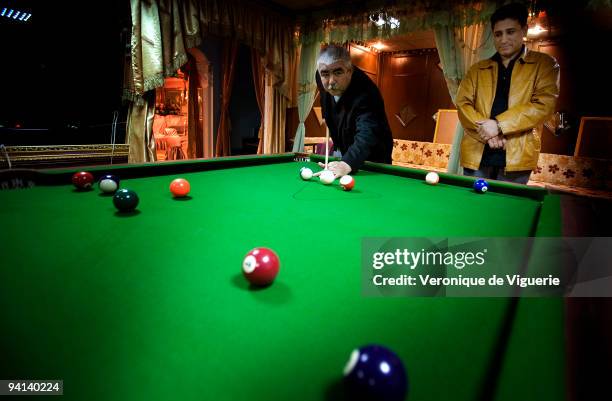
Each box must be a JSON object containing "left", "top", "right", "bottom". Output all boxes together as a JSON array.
[
  {"left": 113, "top": 189, "right": 139, "bottom": 212},
  {"left": 99, "top": 174, "right": 120, "bottom": 194},
  {"left": 343, "top": 344, "right": 408, "bottom": 401},
  {"left": 474, "top": 179, "right": 489, "bottom": 194}
]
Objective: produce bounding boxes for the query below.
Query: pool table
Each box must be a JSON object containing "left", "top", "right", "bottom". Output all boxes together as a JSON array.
[{"left": 0, "top": 154, "right": 565, "bottom": 401}]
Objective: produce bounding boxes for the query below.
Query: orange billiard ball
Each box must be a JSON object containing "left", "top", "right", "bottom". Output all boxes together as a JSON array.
[
  {"left": 170, "top": 178, "right": 190, "bottom": 197},
  {"left": 340, "top": 175, "right": 355, "bottom": 191}
]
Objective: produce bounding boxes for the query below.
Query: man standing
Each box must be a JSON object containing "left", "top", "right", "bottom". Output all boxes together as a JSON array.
[
  {"left": 314, "top": 45, "right": 393, "bottom": 177},
  {"left": 456, "top": 3, "right": 560, "bottom": 184}
]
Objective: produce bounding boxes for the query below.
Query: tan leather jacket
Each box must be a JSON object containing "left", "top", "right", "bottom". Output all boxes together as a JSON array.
[{"left": 456, "top": 49, "right": 560, "bottom": 171}]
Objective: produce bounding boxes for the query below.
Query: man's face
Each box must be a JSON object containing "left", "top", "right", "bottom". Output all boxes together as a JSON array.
[
  {"left": 318, "top": 61, "right": 352, "bottom": 96},
  {"left": 492, "top": 18, "right": 527, "bottom": 60}
]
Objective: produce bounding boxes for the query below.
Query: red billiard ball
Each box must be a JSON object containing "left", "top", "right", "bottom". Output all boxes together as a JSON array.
[
  {"left": 242, "top": 247, "right": 280, "bottom": 286},
  {"left": 72, "top": 171, "right": 94, "bottom": 190},
  {"left": 340, "top": 175, "right": 355, "bottom": 191},
  {"left": 170, "top": 178, "right": 190, "bottom": 197}
]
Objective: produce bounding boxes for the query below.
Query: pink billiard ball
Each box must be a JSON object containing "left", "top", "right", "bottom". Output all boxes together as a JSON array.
[
  {"left": 242, "top": 247, "right": 280, "bottom": 286},
  {"left": 72, "top": 171, "right": 94, "bottom": 190},
  {"left": 340, "top": 175, "right": 355, "bottom": 191},
  {"left": 170, "top": 178, "right": 190, "bottom": 197}
]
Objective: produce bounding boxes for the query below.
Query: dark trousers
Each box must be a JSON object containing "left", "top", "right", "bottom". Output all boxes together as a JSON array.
[{"left": 463, "top": 166, "right": 531, "bottom": 184}]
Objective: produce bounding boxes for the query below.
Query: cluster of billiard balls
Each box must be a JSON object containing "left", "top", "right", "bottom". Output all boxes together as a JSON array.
[
  {"left": 425, "top": 172, "right": 489, "bottom": 193},
  {"left": 242, "top": 246, "right": 408, "bottom": 400},
  {"left": 71, "top": 171, "right": 192, "bottom": 212},
  {"left": 299, "top": 166, "right": 355, "bottom": 191}
]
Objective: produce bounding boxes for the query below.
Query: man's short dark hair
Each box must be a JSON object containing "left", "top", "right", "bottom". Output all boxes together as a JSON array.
[{"left": 490, "top": 3, "right": 529, "bottom": 28}]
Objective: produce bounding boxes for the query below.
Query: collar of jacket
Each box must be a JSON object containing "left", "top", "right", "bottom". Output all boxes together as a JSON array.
[{"left": 478, "top": 47, "right": 537, "bottom": 69}]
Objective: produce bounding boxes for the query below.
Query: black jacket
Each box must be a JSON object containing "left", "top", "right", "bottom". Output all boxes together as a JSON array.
[{"left": 316, "top": 67, "right": 393, "bottom": 171}]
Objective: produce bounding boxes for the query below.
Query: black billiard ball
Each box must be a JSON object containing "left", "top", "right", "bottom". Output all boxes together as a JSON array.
[
  {"left": 113, "top": 189, "right": 139, "bottom": 212},
  {"left": 343, "top": 344, "right": 408, "bottom": 401}
]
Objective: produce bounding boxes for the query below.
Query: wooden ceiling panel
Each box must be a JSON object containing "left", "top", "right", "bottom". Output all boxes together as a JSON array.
[
  {"left": 267, "top": 0, "right": 340, "bottom": 11},
  {"left": 367, "top": 31, "right": 437, "bottom": 52}
]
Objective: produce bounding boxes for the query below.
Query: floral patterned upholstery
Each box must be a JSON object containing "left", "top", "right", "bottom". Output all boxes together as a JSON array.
[
  {"left": 392, "top": 139, "right": 612, "bottom": 196},
  {"left": 392, "top": 140, "right": 451, "bottom": 170},
  {"left": 530, "top": 153, "right": 610, "bottom": 190}
]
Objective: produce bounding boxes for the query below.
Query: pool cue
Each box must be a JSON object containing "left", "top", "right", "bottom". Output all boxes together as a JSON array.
[{"left": 325, "top": 124, "right": 329, "bottom": 170}]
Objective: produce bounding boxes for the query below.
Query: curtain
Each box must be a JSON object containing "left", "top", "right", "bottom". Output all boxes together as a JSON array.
[
  {"left": 126, "top": 0, "right": 295, "bottom": 102},
  {"left": 186, "top": 55, "right": 202, "bottom": 159},
  {"left": 126, "top": 91, "right": 156, "bottom": 163},
  {"left": 125, "top": 0, "right": 296, "bottom": 161},
  {"left": 260, "top": 44, "right": 298, "bottom": 154},
  {"left": 434, "top": 17, "right": 495, "bottom": 174},
  {"left": 251, "top": 50, "right": 266, "bottom": 154},
  {"left": 215, "top": 40, "right": 239, "bottom": 157},
  {"left": 262, "top": 76, "right": 288, "bottom": 154},
  {"left": 188, "top": 48, "right": 215, "bottom": 159},
  {"left": 292, "top": 41, "right": 320, "bottom": 153},
  {"left": 124, "top": 1, "right": 164, "bottom": 103}
]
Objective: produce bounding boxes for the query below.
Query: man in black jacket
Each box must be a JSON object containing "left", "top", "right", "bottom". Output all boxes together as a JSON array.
[{"left": 314, "top": 45, "right": 393, "bottom": 178}]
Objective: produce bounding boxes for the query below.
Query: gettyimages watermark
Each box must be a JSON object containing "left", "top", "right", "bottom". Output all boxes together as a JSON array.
[{"left": 361, "top": 237, "right": 612, "bottom": 297}]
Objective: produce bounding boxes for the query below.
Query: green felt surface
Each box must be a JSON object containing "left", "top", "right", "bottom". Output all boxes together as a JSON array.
[{"left": 0, "top": 158, "right": 564, "bottom": 401}]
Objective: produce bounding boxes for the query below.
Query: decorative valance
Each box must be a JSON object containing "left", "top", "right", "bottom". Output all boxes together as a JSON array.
[{"left": 299, "top": 0, "right": 499, "bottom": 45}]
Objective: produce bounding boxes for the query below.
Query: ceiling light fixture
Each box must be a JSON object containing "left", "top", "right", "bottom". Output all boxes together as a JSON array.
[
  {"left": 388, "top": 17, "right": 400, "bottom": 29},
  {"left": 369, "top": 11, "right": 400, "bottom": 29},
  {"left": 1, "top": 7, "right": 32, "bottom": 22},
  {"left": 526, "top": 9, "right": 548, "bottom": 38},
  {"left": 527, "top": 24, "right": 547, "bottom": 37}
]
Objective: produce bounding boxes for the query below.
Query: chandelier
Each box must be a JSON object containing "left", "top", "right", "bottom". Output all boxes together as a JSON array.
[{"left": 369, "top": 11, "right": 400, "bottom": 29}]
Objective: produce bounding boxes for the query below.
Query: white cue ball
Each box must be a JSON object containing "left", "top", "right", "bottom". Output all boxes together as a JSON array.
[
  {"left": 99, "top": 178, "right": 119, "bottom": 193},
  {"left": 319, "top": 170, "right": 335, "bottom": 185},
  {"left": 425, "top": 172, "right": 439, "bottom": 185},
  {"left": 300, "top": 167, "right": 313, "bottom": 180}
]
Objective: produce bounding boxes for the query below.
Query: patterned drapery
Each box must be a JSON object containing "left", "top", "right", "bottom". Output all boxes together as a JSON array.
[
  {"left": 126, "top": 0, "right": 296, "bottom": 103},
  {"left": 215, "top": 40, "right": 239, "bottom": 157},
  {"left": 292, "top": 41, "right": 320, "bottom": 153},
  {"left": 126, "top": 0, "right": 296, "bottom": 162}
]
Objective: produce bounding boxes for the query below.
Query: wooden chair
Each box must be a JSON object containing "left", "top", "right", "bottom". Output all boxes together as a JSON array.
[
  {"left": 433, "top": 109, "right": 459, "bottom": 144},
  {"left": 574, "top": 117, "right": 612, "bottom": 159},
  {"left": 165, "top": 135, "right": 186, "bottom": 160}
]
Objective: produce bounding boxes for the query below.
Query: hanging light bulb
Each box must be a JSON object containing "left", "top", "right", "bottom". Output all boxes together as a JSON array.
[
  {"left": 370, "top": 13, "right": 385, "bottom": 27},
  {"left": 527, "top": 24, "right": 547, "bottom": 36},
  {"left": 369, "top": 11, "right": 400, "bottom": 29}
]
